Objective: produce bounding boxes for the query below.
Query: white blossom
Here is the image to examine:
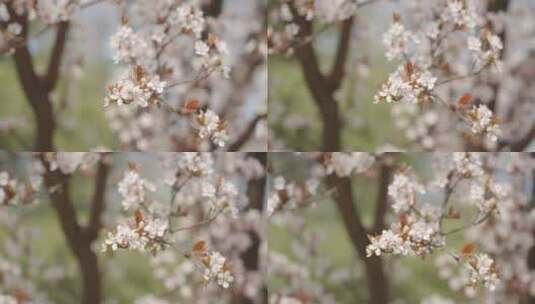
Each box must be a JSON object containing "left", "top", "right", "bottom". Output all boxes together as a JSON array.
[
  {"left": 383, "top": 21, "right": 413, "bottom": 61},
  {"left": 467, "top": 105, "right": 501, "bottom": 142},
  {"left": 202, "top": 251, "right": 234, "bottom": 288},
  {"left": 118, "top": 169, "right": 155, "bottom": 210},
  {"left": 388, "top": 170, "right": 425, "bottom": 213},
  {"left": 196, "top": 110, "right": 228, "bottom": 147},
  {"left": 466, "top": 254, "right": 499, "bottom": 291}
]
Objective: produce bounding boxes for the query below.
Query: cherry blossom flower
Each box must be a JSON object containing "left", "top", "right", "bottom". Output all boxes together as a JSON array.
[
  {"left": 202, "top": 251, "right": 234, "bottom": 289},
  {"left": 388, "top": 169, "right": 426, "bottom": 213},
  {"left": 374, "top": 64, "right": 436, "bottom": 104},
  {"left": 466, "top": 253, "right": 499, "bottom": 291},
  {"left": 118, "top": 168, "right": 156, "bottom": 210},
  {"left": 195, "top": 110, "right": 228, "bottom": 147},
  {"left": 383, "top": 20, "right": 414, "bottom": 61},
  {"left": 467, "top": 104, "right": 501, "bottom": 142}
]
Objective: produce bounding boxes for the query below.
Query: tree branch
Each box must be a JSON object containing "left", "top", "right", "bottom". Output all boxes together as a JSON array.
[
  {"left": 8, "top": 5, "right": 56, "bottom": 150},
  {"left": 499, "top": 124, "right": 535, "bottom": 151},
  {"left": 289, "top": 4, "right": 342, "bottom": 150},
  {"left": 202, "top": 0, "right": 224, "bottom": 17},
  {"left": 85, "top": 156, "right": 111, "bottom": 241},
  {"left": 41, "top": 157, "right": 101, "bottom": 304},
  {"left": 235, "top": 152, "right": 267, "bottom": 304},
  {"left": 42, "top": 167, "right": 83, "bottom": 250},
  {"left": 227, "top": 114, "right": 267, "bottom": 151},
  {"left": 372, "top": 164, "right": 391, "bottom": 233},
  {"left": 44, "top": 21, "right": 70, "bottom": 92},
  {"left": 326, "top": 174, "right": 388, "bottom": 304},
  {"left": 328, "top": 18, "right": 354, "bottom": 90}
]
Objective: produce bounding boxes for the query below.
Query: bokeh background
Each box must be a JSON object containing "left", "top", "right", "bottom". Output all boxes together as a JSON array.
[
  {"left": 269, "top": 2, "right": 410, "bottom": 151},
  {"left": 0, "top": 2, "right": 119, "bottom": 150},
  {"left": 267, "top": 153, "right": 535, "bottom": 303},
  {"left": 0, "top": 0, "right": 266, "bottom": 151},
  {"left": 268, "top": 0, "right": 535, "bottom": 151}
]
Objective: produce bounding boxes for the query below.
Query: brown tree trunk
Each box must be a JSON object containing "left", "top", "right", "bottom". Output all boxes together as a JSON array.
[
  {"left": 7, "top": 3, "right": 69, "bottom": 151},
  {"left": 326, "top": 175, "right": 389, "bottom": 304},
  {"left": 237, "top": 153, "right": 268, "bottom": 304},
  {"left": 41, "top": 157, "right": 110, "bottom": 304},
  {"left": 12, "top": 46, "right": 56, "bottom": 151},
  {"left": 289, "top": 6, "right": 389, "bottom": 301},
  {"left": 77, "top": 245, "right": 101, "bottom": 304}
]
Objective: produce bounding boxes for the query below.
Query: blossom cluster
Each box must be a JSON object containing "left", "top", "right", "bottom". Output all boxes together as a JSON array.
[
  {"left": 459, "top": 154, "right": 535, "bottom": 301},
  {"left": 466, "top": 253, "right": 499, "bottom": 291},
  {"left": 0, "top": 171, "right": 18, "bottom": 206},
  {"left": 102, "top": 153, "right": 245, "bottom": 290},
  {"left": 201, "top": 178, "right": 239, "bottom": 217},
  {"left": 267, "top": 176, "right": 318, "bottom": 216},
  {"left": 0, "top": 169, "right": 40, "bottom": 207},
  {"left": 104, "top": 2, "right": 231, "bottom": 149},
  {"left": 451, "top": 152, "right": 508, "bottom": 215},
  {"left": 382, "top": 19, "right": 414, "bottom": 61},
  {"left": 467, "top": 30, "right": 503, "bottom": 71},
  {"left": 366, "top": 153, "right": 508, "bottom": 291},
  {"left": 466, "top": 104, "right": 501, "bottom": 142},
  {"left": 201, "top": 251, "right": 234, "bottom": 289},
  {"left": 387, "top": 168, "right": 426, "bottom": 213},
  {"left": 118, "top": 166, "right": 156, "bottom": 210},
  {"left": 366, "top": 196, "right": 445, "bottom": 257},
  {"left": 195, "top": 110, "right": 228, "bottom": 148},
  {"left": 0, "top": 153, "right": 270, "bottom": 302},
  {"left": 104, "top": 66, "right": 167, "bottom": 108},
  {"left": 102, "top": 210, "right": 169, "bottom": 254},
  {"left": 0, "top": 3, "right": 22, "bottom": 55},
  {"left": 375, "top": 1, "right": 504, "bottom": 143},
  {"left": 375, "top": 63, "right": 437, "bottom": 104}
]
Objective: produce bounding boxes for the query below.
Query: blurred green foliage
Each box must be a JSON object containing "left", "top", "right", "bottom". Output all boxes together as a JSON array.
[
  {"left": 0, "top": 154, "right": 170, "bottom": 303},
  {"left": 268, "top": 29, "right": 410, "bottom": 151},
  {"left": 0, "top": 56, "right": 117, "bottom": 150},
  {"left": 267, "top": 153, "right": 471, "bottom": 303}
]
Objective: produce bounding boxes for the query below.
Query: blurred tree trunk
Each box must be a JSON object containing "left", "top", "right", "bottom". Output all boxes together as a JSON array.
[
  {"left": 527, "top": 152, "right": 535, "bottom": 304},
  {"left": 236, "top": 152, "right": 268, "bottom": 304},
  {"left": 41, "top": 156, "right": 110, "bottom": 304},
  {"left": 8, "top": 4, "right": 70, "bottom": 151},
  {"left": 289, "top": 4, "right": 390, "bottom": 302},
  {"left": 326, "top": 173, "right": 389, "bottom": 304},
  {"left": 290, "top": 10, "right": 351, "bottom": 151},
  {"left": 202, "top": 0, "right": 224, "bottom": 18}
]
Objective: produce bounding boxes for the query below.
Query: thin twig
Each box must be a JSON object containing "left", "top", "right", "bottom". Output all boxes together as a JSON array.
[
  {"left": 169, "top": 208, "right": 224, "bottom": 233},
  {"left": 442, "top": 212, "right": 491, "bottom": 236}
]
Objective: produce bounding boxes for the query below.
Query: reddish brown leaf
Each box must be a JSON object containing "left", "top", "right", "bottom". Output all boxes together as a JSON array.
[
  {"left": 457, "top": 93, "right": 473, "bottom": 108},
  {"left": 134, "top": 210, "right": 144, "bottom": 225},
  {"left": 461, "top": 243, "right": 476, "bottom": 256},
  {"left": 133, "top": 65, "right": 145, "bottom": 82},
  {"left": 399, "top": 213, "right": 409, "bottom": 226},
  {"left": 404, "top": 62, "right": 414, "bottom": 76},
  {"left": 127, "top": 161, "right": 138, "bottom": 171},
  {"left": 121, "top": 14, "right": 129, "bottom": 25},
  {"left": 192, "top": 240, "right": 207, "bottom": 254},
  {"left": 447, "top": 206, "right": 461, "bottom": 219},
  {"left": 183, "top": 99, "right": 200, "bottom": 114}
]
